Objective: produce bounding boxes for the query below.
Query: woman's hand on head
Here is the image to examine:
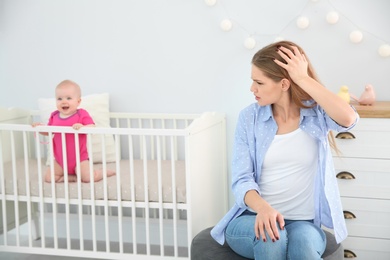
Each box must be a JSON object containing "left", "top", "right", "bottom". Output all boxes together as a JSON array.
[
  {"left": 274, "top": 45, "right": 310, "bottom": 85},
  {"left": 254, "top": 204, "right": 285, "bottom": 243}
]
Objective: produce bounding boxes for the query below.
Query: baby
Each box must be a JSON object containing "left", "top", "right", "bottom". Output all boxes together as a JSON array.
[{"left": 33, "top": 80, "right": 115, "bottom": 183}]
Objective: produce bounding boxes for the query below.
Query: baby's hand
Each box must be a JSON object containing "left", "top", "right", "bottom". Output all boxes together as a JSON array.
[
  {"left": 72, "top": 123, "right": 83, "bottom": 130},
  {"left": 32, "top": 122, "right": 44, "bottom": 127},
  {"left": 32, "top": 122, "right": 49, "bottom": 136}
]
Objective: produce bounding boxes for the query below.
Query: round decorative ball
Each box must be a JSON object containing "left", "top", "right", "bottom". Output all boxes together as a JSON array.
[
  {"left": 378, "top": 44, "right": 390, "bottom": 57},
  {"left": 204, "top": 0, "right": 217, "bottom": 6},
  {"left": 326, "top": 11, "right": 339, "bottom": 24},
  {"left": 244, "top": 37, "right": 256, "bottom": 49},
  {"left": 274, "top": 36, "right": 284, "bottom": 42},
  {"left": 296, "top": 16, "right": 310, "bottom": 29},
  {"left": 349, "top": 30, "right": 363, "bottom": 43},
  {"left": 220, "top": 19, "right": 233, "bottom": 32}
]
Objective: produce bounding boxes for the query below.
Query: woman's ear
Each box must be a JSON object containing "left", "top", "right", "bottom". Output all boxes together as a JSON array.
[{"left": 281, "top": 78, "right": 291, "bottom": 91}]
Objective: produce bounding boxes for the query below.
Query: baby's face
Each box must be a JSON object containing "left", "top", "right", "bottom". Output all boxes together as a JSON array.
[{"left": 55, "top": 84, "right": 81, "bottom": 117}]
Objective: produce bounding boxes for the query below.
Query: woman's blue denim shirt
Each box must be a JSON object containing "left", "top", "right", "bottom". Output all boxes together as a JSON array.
[{"left": 211, "top": 102, "right": 359, "bottom": 245}]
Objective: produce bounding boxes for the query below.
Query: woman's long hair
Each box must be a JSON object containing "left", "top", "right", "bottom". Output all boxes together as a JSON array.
[{"left": 252, "top": 40, "right": 338, "bottom": 151}]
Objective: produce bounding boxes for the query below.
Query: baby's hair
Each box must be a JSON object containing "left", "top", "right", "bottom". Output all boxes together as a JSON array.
[{"left": 56, "top": 79, "right": 82, "bottom": 97}]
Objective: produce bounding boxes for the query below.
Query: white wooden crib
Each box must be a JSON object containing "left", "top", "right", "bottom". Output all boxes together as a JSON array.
[{"left": 0, "top": 107, "right": 228, "bottom": 259}]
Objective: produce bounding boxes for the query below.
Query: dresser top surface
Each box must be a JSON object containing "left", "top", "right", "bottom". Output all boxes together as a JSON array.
[{"left": 352, "top": 101, "right": 390, "bottom": 118}]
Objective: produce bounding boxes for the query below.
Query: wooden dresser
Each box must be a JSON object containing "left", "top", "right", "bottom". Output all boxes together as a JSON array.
[{"left": 333, "top": 101, "right": 390, "bottom": 259}]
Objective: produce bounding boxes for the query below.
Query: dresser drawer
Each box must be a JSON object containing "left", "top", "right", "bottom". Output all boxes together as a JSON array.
[
  {"left": 333, "top": 118, "right": 390, "bottom": 159},
  {"left": 334, "top": 131, "right": 390, "bottom": 159},
  {"left": 342, "top": 236, "right": 390, "bottom": 260},
  {"left": 334, "top": 157, "right": 390, "bottom": 199},
  {"left": 341, "top": 197, "right": 390, "bottom": 239}
]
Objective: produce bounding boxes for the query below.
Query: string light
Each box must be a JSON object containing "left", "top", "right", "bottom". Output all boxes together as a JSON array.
[
  {"left": 204, "top": 0, "right": 217, "bottom": 6},
  {"left": 220, "top": 19, "right": 233, "bottom": 32},
  {"left": 378, "top": 44, "right": 390, "bottom": 57},
  {"left": 244, "top": 37, "right": 256, "bottom": 50},
  {"left": 205, "top": 0, "right": 389, "bottom": 57},
  {"left": 296, "top": 16, "right": 310, "bottom": 29},
  {"left": 326, "top": 11, "right": 339, "bottom": 24},
  {"left": 350, "top": 30, "right": 363, "bottom": 43},
  {"left": 274, "top": 36, "right": 285, "bottom": 42}
]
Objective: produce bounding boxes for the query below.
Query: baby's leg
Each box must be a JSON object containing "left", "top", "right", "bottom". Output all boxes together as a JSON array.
[
  {"left": 44, "top": 160, "right": 66, "bottom": 183},
  {"left": 78, "top": 160, "right": 115, "bottom": 182},
  {"left": 45, "top": 161, "right": 78, "bottom": 183}
]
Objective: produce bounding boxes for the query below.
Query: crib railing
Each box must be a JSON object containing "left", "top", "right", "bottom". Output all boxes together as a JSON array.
[
  {"left": 0, "top": 123, "right": 191, "bottom": 258},
  {"left": 0, "top": 111, "right": 228, "bottom": 259}
]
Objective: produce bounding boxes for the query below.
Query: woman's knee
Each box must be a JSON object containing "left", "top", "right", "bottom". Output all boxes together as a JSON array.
[
  {"left": 286, "top": 221, "right": 326, "bottom": 259},
  {"left": 226, "top": 215, "right": 288, "bottom": 259}
]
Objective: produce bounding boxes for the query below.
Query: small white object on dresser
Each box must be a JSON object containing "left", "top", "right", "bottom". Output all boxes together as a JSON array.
[{"left": 333, "top": 101, "right": 390, "bottom": 259}]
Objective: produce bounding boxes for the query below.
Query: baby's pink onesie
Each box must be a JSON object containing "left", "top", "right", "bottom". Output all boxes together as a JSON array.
[{"left": 48, "top": 109, "right": 94, "bottom": 174}]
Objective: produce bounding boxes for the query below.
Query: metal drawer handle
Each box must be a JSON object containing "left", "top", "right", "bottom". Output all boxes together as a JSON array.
[
  {"left": 335, "top": 132, "right": 356, "bottom": 139},
  {"left": 343, "top": 211, "right": 356, "bottom": 219},
  {"left": 344, "top": 249, "right": 357, "bottom": 258},
  {"left": 336, "top": 171, "right": 355, "bottom": 179}
]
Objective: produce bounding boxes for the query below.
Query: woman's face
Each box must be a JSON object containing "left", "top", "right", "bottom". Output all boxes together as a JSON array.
[{"left": 250, "top": 65, "right": 283, "bottom": 106}]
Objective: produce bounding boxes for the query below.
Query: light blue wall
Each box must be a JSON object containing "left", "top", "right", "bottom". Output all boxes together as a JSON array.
[{"left": 1, "top": 0, "right": 389, "bottom": 205}]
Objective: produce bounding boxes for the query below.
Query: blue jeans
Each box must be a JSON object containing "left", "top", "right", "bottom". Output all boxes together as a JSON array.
[{"left": 225, "top": 211, "right": 326, "bottom": 260}]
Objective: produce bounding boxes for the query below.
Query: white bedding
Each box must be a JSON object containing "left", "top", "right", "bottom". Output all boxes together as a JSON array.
[{"left": 2, "top": 159, "right": 186, "bottom": 203}]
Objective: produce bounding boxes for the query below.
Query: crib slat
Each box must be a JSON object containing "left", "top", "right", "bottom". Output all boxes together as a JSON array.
[
  {"left": 173, "top": 120, "right": 178, "bottom": 161},
  {"left": 60, "top": 132, "right": 68, "bottom": 249},
  {"left": 150, "top": 120, "right": 155, "bottom": 160},
  {"left": 170, "top": 137, "right": 179, "bottom": 257},
  {"left": 87, "top": 133, "right": 97, "bottom": 252},
  {"left": 74, "top": 132, "right": 84, "bottom": 251},
  {"left": 142, "top": 135, "right": 151, "bottom": 255},
  {"left": 35, "top": 130, "right": 46, "bottom": 248},
  {"left": 161, "top": 120, "right": 166, "bottom": 160},
  {"left": 0, "top": 131, "right": 8, "bottom": 246},
  {"left": 101, "top": 135, "right": 110, "bottom": 253},
  {"left": 29, "top": 131, "right": 40, "bottom": 242},
  {"left": 10, "top": 131, "right": 21, "bottom": 247},
  {"left": 22, "top": 131, "right": 34, "bottom": 247},
  {"left": 115, "top": 135, "right": 124, "bottom": 254},
  {"left": 128, "top": 135, "right": 138, "bottom": 254},
  {"left": 184, "top": 131, "right": 193, "bottom": 258},
  {"left": 156, "top": 136, "right": 165, "bottom": 256},
  {"left": 138, "top": 119, "right": 144, "bottom": 160},
  {"left": 50, "top": 132, "right": 67, "bottom": 249}
]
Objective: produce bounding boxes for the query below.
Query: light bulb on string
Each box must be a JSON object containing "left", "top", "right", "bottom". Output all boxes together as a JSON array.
[
  {"left": 220, "top": 19, "right": 233, "bottom": 31},
  {"left": 274, "top": 36, "right": 284, "bottom": 42},
  {"left": 296, "top": 16, "right": 310, "bottom": 29},
  {"left": 326, "top": 11, "right": 339, "bottom": 24},
  {"left": 244, "top": 37, "right": 256, "bottom": 49},
  {"left": 378, "top": 44, "right": 390, "bottom": 57},
  {"left": 349, "top": 30, "right": 363, "bottom": 43},
  {"left": 205, "top": 0, "right": 386, "bottom": 56},
  {"left": 205, "top": 0, "right": 217, "bottom": 6}
]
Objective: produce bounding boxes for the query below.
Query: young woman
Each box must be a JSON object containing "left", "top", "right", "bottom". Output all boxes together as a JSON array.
[{"left": 211, "top": 41, "right": 358, "bottom": 259}]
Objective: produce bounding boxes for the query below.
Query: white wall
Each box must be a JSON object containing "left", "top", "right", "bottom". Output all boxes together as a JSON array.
[{"left": 1, "top": 0, "right": 389, "bottom": 206}]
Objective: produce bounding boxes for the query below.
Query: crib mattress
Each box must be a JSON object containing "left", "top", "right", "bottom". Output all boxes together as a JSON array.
[{"left": 1, "top": 159, "right": 186, "bottom": 203}]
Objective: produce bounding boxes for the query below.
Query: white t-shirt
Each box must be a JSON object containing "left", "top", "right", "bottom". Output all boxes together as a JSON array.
[{"left": 259, "top": 128, "right": 318, "bottom": 220}]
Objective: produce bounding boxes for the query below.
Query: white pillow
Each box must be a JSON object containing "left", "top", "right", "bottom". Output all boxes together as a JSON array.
[{"left": 38, "top": 93, "right": 117, "bottom": 165}]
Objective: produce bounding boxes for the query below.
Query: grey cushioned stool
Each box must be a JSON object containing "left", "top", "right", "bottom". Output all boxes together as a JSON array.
[{"left": 191, "top": 227, "right": 344, "bottom": 260}]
